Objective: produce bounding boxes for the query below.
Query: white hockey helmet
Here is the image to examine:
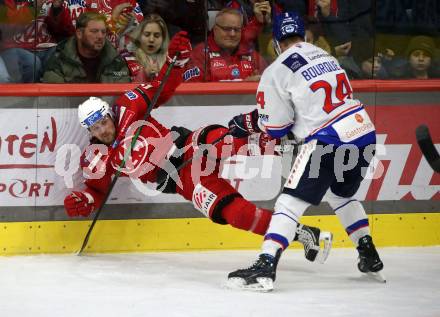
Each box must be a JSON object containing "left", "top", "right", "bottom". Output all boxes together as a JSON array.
[{"left": 78, "top": 97, "right": 112, "bottom": 129}]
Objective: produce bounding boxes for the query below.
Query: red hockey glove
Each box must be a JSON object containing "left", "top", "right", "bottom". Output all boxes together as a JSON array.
[
  {"left": 64, "top": 191, "right": 96, "bottom": 217},
  {"left": 167, "top": 31, "right": 192, "bottom": 67},
  {"left": 228, "top": 109, "right": 262, "bottom": 138}
]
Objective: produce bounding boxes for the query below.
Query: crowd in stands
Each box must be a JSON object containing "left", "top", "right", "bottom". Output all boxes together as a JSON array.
[{"left": 0, "top": 0, "right": 439, "bottom": 83}]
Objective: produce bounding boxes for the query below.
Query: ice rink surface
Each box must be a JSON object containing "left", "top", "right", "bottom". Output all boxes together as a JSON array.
[{"left": 0, "top": 247, "right": 439, "bottom": 317}]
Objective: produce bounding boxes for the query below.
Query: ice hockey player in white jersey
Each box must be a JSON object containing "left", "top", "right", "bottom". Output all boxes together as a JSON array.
[{"left": 226, "top": 11, "right": 385, "bottom": 291}]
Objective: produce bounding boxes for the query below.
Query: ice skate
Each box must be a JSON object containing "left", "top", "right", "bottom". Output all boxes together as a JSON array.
[
  {"left": 357, "top": 235, "right": 386, "bottom": 283},
  {"left": 226, "top": 250, "right": 282, "bottom": 292},
  {"left": 295, "top": 224, "right": 333, "bottom": 263}
]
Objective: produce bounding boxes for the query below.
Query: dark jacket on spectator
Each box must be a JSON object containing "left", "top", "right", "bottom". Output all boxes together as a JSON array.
[
  {"left": 42, "top": 37, "right": 130, "bottom": 83},
  {"left": 142, "top": 0, "right": 206, "bottom": 44},
  {"left": 318, "top": 0, "right": 373, "bottom": 47}
]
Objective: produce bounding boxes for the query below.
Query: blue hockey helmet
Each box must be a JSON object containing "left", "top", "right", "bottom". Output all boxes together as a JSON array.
[{"left": 273, "top": 11, "right": 305, "bottom": 42}]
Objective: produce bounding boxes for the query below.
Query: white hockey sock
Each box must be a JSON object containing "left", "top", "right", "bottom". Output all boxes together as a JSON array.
[
  {"left": 261, "top": 194, "right": 309, "bottom": 257},
  {"left": 328, "top": 194, "right": 370, "bottom": 246}
]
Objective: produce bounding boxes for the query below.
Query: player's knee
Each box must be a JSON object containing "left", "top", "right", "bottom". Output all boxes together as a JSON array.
[
  {"left": 191, "top": 182, "right": 239, "bottom": 225},
  {"left": 326, "top": 190, "right": 354, "bottom": 210},
  {"left": 274, "top": 193, "right": 309, "bottom": 221},
  {"left": 222, "top": 197, "right": 272, "bottom": 235}
]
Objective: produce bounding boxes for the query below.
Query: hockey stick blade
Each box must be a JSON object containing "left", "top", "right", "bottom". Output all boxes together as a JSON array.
[{"left": 415, "top": 125, "right": 440, "bottom": 173}]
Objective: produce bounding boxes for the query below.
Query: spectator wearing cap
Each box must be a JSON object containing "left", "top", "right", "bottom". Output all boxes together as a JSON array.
[
  {"left": 184, "top": 8, "right": 267, "bottom": 82},
  {"left": 403, "top": 36, "right": 437, "bottom": 79},
  {"left": 42, "top": 11, "right": 131, "bottom": 83}
]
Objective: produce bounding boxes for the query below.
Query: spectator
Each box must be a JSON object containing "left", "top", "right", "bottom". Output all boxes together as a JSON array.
[
  {"left": 0, "top": 0, "right": 75, "bottom": 82},
  {"left": 344, "top": 38, "right": 388, "bottom": 79},
  {"left": 0, "top": 56, "right": 11, "bottom": 82},
  {"left": 305, "top": 17, "right": 331, "bottom": 53},
  {"left": 123, "top": 13, "right": 169, "bottom": 82},
  {"left": 317, "top": 0, "right": 374, "bottom": 78},
  {"left": 403, "top": 36, "right": 437, "bottom": 79},
  {"left": 42, "top": 11, "right": 130, "bottom": 83},
  {"left": 185, "top": 8, "right": 267, "bottom": 82},
  {"left": 141, "top": 0, "right": 206, "bottom": 45}
]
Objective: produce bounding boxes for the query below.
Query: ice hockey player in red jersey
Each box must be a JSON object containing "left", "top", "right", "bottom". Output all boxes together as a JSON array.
[{"left": 64, "top": 31, "right": 332, "bottom": 263}]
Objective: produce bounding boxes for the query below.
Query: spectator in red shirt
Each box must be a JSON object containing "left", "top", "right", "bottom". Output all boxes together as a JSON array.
[{"left": 184, "top": 8, "right": 267, "bottom": 82}]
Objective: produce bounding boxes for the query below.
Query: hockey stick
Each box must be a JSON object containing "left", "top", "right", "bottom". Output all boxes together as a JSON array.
[
  {"left": 415, "top": 124, "right": 440, "bottom": 173},
  {"left": 155, "top": 132, "right": 230, "bottom": 186},
  {"left": 77, "top": 55, "right": 179, "bottom": 255}
]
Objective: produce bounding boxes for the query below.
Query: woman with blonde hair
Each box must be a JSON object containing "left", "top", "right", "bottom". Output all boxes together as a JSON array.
[{"left": 123, "top": 14, "right": 170, "bottom": 82}]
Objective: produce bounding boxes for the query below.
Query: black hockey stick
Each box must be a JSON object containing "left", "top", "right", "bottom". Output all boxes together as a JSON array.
[
  {"left": 77, "top": 55, "right": 180, "bottom": 255},
  {"left": 155, "top": 132, "right": 230, "bottom": 186},
  {"left": 416, "top": 124, "right": 440, "bottom": 173}
]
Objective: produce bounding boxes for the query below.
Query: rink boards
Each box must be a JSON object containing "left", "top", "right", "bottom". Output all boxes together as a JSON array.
[
  {"left": 0, "top": 213, "right": 439, "bottom": 255},
  {"left": 0, "top": 81, "right": 439, "bottom": 255}
]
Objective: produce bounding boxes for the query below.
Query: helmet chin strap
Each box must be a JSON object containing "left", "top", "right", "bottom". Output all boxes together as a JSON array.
[{"left": 273, "top": 39, "right": 282, "bottom": 56}]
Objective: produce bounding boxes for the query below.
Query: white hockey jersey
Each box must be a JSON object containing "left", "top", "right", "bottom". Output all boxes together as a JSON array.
[{"left": 256, "top": 41, "right": 375, "bottom": 147}]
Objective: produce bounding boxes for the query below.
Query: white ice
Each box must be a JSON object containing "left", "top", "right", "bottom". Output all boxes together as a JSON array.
[{"left": 0, "top": 247, "right": 439, "bottom": 317}]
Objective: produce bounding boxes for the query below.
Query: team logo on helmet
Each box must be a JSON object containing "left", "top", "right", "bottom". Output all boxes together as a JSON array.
[
  {"left": 84, "top": 111, "right": 104, "bottom": 128},
  {"left": 282, "top": 24, "right": 296, "bottom": 35}
]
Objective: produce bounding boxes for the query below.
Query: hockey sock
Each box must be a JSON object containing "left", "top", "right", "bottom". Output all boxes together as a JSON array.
[
  {"left": 328, "top": 194, "right": 370, "bottom": 246},
  {"left": 261, "top": 194, "right": 309, "bottom": 257},
  {"left": 221, "top": 197, "right": 272, "bottom": 235}
]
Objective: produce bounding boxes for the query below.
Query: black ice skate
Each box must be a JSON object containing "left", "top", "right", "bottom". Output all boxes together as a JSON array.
[
  {"left": 357, "top": 235, "right": 386, "bottom": 283},
  {"left": 294, "top": 224, "right": 333, "bottom": 263},
  {"left": 226, "top": 249, "right": 282, "bottom": 292}
]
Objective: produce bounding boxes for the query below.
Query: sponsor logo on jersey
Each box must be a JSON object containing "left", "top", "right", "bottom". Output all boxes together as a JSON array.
[
  {"left": 183, "top": 67, "right": 200, "bottom": 81},
  {"left": 307, "top": 52, "right": 332, "bottom": 61},
  {"left": 231, "top": 67, "right": 240, "bottom": 77},
  {"left": 242, "top": 62, "right": 252, "bottom": 69},
  {"left": 192, "top": 184, "right": 217, "bottom": 217},
  {"left": 125, "top": 91, "right": 138, "bottom": 100},
  {"left": 282, "top": 53, "right": 308, "bottom": 73},
  {"left": 212, "top": 60, "right": 226, "bottom": 68},
  {"left": 259, "top": 113, "right": 269, "bottom": 122},
  {"left": 355, "top": 113, "right": 364, "bottom": 123}
]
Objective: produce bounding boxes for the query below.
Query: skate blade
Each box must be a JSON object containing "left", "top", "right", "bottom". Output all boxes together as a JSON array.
[
  {"left": 366, "top": 270, "right": 386, "bottom": 283},
  {"left": 226, "top": 277, "right": 274, "bottom": 292},
  {"left": 317, "top": 231, "right": 333, "bottom": 264}
]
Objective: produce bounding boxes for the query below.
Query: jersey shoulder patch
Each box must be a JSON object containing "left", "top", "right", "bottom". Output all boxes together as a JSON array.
[
  {"left": 282, "top": 52, "right": 308, "bottom": 73},
  {"left": 124, "top": 90, "right": 139, "bottom": 100}
]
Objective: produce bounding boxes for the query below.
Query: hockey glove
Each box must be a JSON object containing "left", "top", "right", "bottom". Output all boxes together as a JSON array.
[
  {"left": 64, "top": 191, "right": 95, "bottom": 217},
  {"left": 228, "top": 109, "right": 261, "bottom": 138},
  {"left": 167, "top": 31, "right": 192, "bottom": 67}
]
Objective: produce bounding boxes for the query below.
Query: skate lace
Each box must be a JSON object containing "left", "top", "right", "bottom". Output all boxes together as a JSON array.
[
  {"left": 297, "top": 228, "right": 317, "bottom": 253},
  {"left": 246, "top": 256, "right": 271, "bottom": 270}
]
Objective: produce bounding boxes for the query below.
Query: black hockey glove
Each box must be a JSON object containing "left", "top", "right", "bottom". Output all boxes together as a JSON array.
[{"left": 228, "top": 109, "right": 262, "bottom": 138}]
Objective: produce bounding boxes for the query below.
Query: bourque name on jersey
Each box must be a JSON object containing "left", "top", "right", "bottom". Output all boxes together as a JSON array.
[{"left": 301, "top": 60, "right": 341, "bottom": 81}]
